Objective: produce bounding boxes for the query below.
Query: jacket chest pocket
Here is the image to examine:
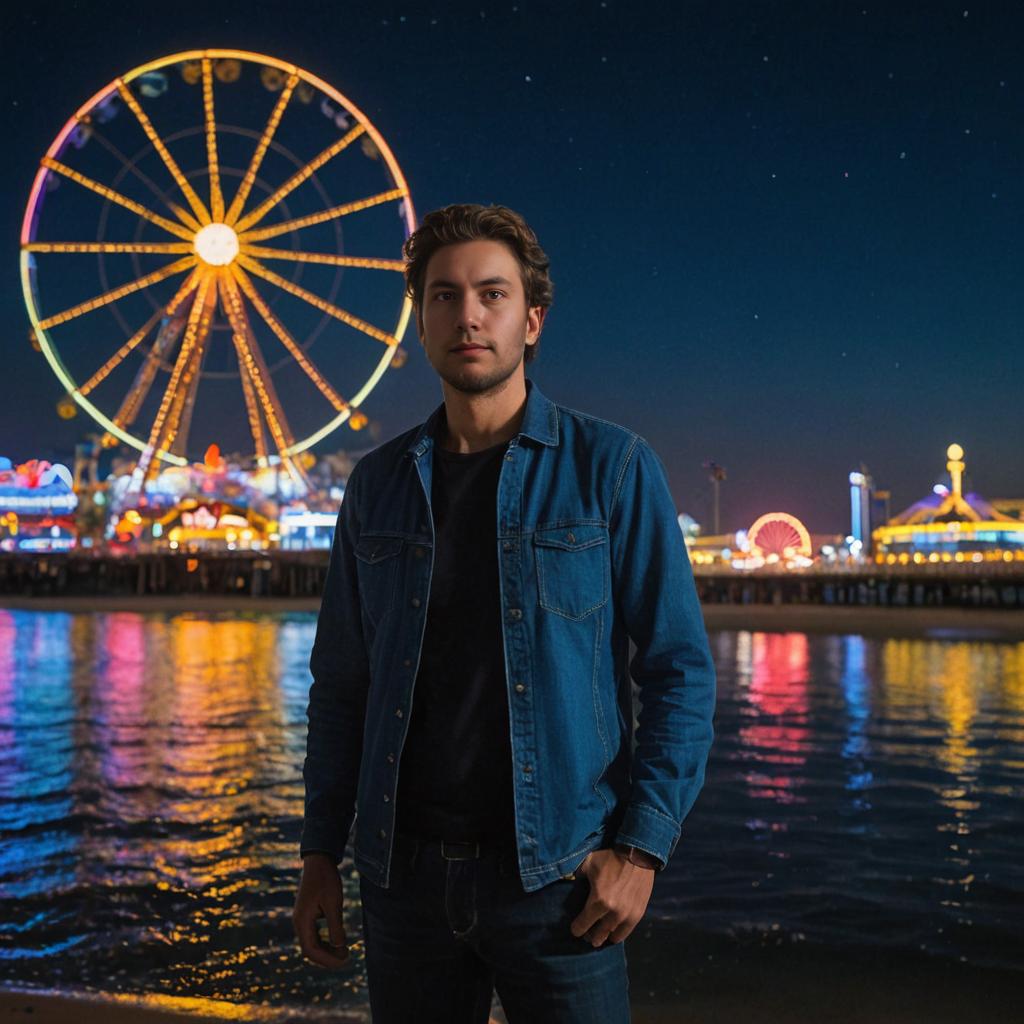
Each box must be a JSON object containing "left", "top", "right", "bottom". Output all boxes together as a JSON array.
[
  {"left": 533, "top": 524, "right": 609, "bottom": 620},
  {"left": 354, "top": 534, "right": 403, "bottom": 627}
]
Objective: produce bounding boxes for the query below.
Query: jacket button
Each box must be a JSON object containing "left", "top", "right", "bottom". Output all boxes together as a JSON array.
[
  {"left": 383, "top": 794, "right": 390, "bottom": 802},
  {"left": 411, "top": 597, "right": 421, "bottom": 608},
  {"left": 508, "top": 607, "right": 522, "bottom": 621},
  {"left": 403, "top": 658, "right": 412, "bottom": 667},
  {"left": 413, "top": 547, "right": 425, "bottom": 558},
  {"left": 522, "top": 763, "right": 533, "bottom": 773},
  {"left": 378, "top": 829, "right": 387, "bottom": 840},
  {"left": 387, "top": 753, "right": 395, "bottom": 763},
  {"left": 514, "top": 683, "right": 526, "bottom": 694},
  {"left": 502, "top": 540, "right": 512, "bottom": 552},
  {"left": 395, "top": 707, "right": 404, "bottom": 718},
  {"left": 504, "top": 453, "right": 513, "bottom": 461},
  {"left": 566, "top": 531, "right": 575, "bottom": 544}
]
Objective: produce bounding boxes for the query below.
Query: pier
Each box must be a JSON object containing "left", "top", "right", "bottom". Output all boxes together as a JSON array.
[{"left": 1, "top": 553, "right": 1022, "bottom": 609}]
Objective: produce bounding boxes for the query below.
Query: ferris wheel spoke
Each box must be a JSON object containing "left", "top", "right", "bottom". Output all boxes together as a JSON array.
[
  {"left": 130, "top": 273, "right": 217, "bottom": 487},
  {"left": 239, "top": 245, "right": 405, "bottom": 272},
  {"left": 201, "top": 59, "right": 225, "bottom": 222},
  {"left": 217, "top": 276, "right": 276, "bottom": 460},
  {"left": 77, "top": 121, "right": 203, "bottom": 232},
  {"left": 25, "top": 242, "right": 195, "bottom": 255},
  {"left": 116, "top": 79, "right": 212, "bottom": 226},
  {"left": 233, "top": 123, "right": 367, "bottom": 233},
  {"left": 162, "top": 278, "right": 220, "bottom": 459},
  {"left": 230, "top": 318, "right": 269, "bottom": 460},
  {"left": 239, "top": 188, "right": 406, "bottom": 243},
  {"left": 219, "top": 274, "right": 297, "bottom": 455},
  {"left": 165, "top": 323, "right": 211, "bottom": 459},
  {"left": 37, "top": 255, "right": 198, "bottom": 331},
  {"left": 41, "top": 158, "right": 197, "bottom": 242},
  {"left": 79, "top": 270, "right": 200, "bottom": 397},
  {"left": 230, "top": 264, "right": 350, "bottom": 412},
  {"left": 79, "top": 308, "right": 164, "bottom": 397},
  {"left": 224, "top": 73, "right": 298, "bottom": 226},
  {"left": 237, "top": 254, "right": 398, "bottom": 346},
  {"left": 113, "top": 295, "right": 193, "bottom": 430}
]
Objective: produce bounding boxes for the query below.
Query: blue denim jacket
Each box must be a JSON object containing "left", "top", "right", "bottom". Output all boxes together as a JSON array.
[{"left": 301, "top": 378, "right": 716, "bottom": 892}]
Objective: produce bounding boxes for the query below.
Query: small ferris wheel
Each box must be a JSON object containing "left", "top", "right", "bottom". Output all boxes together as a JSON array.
[
  {"left": 20, "top": 49, "right": 416, "bottom": 493},
  {"left": 747, "top": 512, "right": 813, "bottom": 561}
]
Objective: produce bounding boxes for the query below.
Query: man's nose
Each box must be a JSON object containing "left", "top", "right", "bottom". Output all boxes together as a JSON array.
[{"left": 455, "top": 296, "right": 482, "bottom": 331}]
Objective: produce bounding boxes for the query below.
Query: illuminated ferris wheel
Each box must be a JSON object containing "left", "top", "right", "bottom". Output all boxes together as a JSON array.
[
  {"left": 20, "top": 49, "right": 416, "bottom": 492},
  {"left": 747, "top": 512, "right": 813, "bottom": 561}
]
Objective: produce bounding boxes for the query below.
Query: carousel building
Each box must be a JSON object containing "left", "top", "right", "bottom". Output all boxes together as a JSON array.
[{"left": 873, "top": 444, "right": 1024, "bottom": 565}]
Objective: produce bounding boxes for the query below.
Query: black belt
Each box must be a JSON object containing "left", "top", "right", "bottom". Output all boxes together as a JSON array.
[{"left": 396, "top": 833, "right": 503, "bottom": 861}]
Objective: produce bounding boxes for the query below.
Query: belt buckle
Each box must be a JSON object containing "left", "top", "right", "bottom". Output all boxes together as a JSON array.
[{"left": 440, "top": 839, "right": 480, "bottom": 860}]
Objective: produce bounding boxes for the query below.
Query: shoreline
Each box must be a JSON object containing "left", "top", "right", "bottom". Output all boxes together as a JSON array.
[
  {"left": 0, "top": 989, "right": 291, "bottom": 1024},
  {"left": 0, "top": 596, "right": 1021, "bottom": 640},
  {"left": 4, "top": 941, "right": 1021, "bottom": 1024}
]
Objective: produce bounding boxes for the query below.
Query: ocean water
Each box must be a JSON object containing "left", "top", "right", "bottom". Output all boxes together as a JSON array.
[{"left": 0, "top": 609, "right": 1021, "bottom": 1019}]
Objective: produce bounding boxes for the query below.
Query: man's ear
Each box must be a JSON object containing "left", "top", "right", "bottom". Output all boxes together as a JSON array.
[{"left": 527, "top": 305, "right": 546, "bottom": 344}]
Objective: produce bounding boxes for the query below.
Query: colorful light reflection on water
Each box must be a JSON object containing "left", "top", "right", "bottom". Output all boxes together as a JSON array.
[{"left": 0, "top": 611, "right": 1022, "bottom": 1017}]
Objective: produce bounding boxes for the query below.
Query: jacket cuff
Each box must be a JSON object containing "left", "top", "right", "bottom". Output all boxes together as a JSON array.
[
  {"left": 299, "top": 818, "right": 347, "bottom": 865},
  {"left": 614, "top": 802, "right": 681, "bottom": 869}
]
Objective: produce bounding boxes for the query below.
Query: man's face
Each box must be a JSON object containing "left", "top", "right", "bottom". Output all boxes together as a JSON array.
[{"left": 416, "top": 239, "right": 543, "bottom": 395}]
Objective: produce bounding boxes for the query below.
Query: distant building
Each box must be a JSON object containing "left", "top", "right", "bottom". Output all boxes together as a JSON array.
[{"left": 873, "top": 443, "right": 1024, "bottom": 564}]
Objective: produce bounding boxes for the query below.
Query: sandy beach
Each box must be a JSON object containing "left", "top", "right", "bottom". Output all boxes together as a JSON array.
[
  {"left": 1, "top": 595, "right": 1021, "bottom": 641},
  {"left": 4, "top": 940, "right": 1020, "bottom": 1024}
]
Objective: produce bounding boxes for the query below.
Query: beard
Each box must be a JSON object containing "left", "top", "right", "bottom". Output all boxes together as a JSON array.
[{"left": 433, "top": 341, "right": 526, "bottom": 396}]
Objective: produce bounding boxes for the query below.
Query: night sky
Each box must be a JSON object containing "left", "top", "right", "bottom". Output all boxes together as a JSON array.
[{"left": 3, "top": 1, "right": 1022, "bottom": 535}]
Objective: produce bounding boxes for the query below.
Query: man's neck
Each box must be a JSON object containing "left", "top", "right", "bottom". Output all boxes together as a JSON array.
[{"left": 438, "top": 376, "right": 528, "bottom": 453}]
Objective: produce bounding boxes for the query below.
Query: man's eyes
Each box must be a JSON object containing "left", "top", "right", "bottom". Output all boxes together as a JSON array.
[{"left": 432, "top": 290, "right": 505, "bottom": 300}]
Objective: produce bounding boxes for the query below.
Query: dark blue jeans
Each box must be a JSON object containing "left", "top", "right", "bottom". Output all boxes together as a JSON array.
[{"left": 358, "top": 833, "right": 631, "bottom": 1023}]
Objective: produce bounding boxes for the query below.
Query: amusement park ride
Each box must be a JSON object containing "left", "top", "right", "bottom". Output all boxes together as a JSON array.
[{"left": 20, "top": 50, "right": 415, "bottom": 503}]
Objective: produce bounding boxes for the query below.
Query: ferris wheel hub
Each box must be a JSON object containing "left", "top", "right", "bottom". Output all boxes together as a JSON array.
[{"left": 194, "top": 222, "right": 239, "bottom": 266}]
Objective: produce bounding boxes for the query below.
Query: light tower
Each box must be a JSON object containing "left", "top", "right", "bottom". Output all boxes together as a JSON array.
[
  {"left": 703, "top": 458, "right": 727, "bottom": 535},
  {"left": 849, "top": 468, "right": 873, "bottom": 557},
  {"left": 946, "top": 443, "right": 965, "bottom": 498}
]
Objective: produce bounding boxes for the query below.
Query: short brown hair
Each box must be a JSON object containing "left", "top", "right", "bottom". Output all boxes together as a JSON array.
[{"left": 403, "top": 203, "right": 554, "bottom": 363}]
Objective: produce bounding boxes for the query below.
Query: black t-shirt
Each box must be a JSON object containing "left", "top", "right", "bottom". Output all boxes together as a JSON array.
[{"left": 393, "top": 438, "right": 517, "bottom": 847}]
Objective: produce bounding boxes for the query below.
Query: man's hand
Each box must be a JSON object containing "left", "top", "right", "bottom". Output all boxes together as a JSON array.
[
  {"left": 569, "top": 848, "right": 655, "bottom": 947},
  {"left": 293, "top": 853, "right": 352, "bottom": 969}
]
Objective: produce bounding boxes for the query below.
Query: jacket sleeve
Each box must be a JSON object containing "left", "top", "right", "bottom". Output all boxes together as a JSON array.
[
  {"left": 299, "top": 462, "right": 371, "bottom": 863},
  {"left": 608, "top": 436, "right": 716, "bottom": 868}
]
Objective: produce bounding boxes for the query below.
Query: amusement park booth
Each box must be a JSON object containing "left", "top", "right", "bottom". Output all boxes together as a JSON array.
[
  {"left": 113, "top": 498, "right": 275, "bottom": 552},
  {"left": 0, "top": 458, "right": 78, "bottom": 552}
]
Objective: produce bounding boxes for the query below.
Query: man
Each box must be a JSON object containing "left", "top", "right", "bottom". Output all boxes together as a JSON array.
[{"left": 294, "top": 204, "right": 716, "bottom": 1022}]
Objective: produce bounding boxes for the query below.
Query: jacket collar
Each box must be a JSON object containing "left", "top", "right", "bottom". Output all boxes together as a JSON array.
[{"left": 405, "top": 377, "right": 559, "bottom": 458}]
